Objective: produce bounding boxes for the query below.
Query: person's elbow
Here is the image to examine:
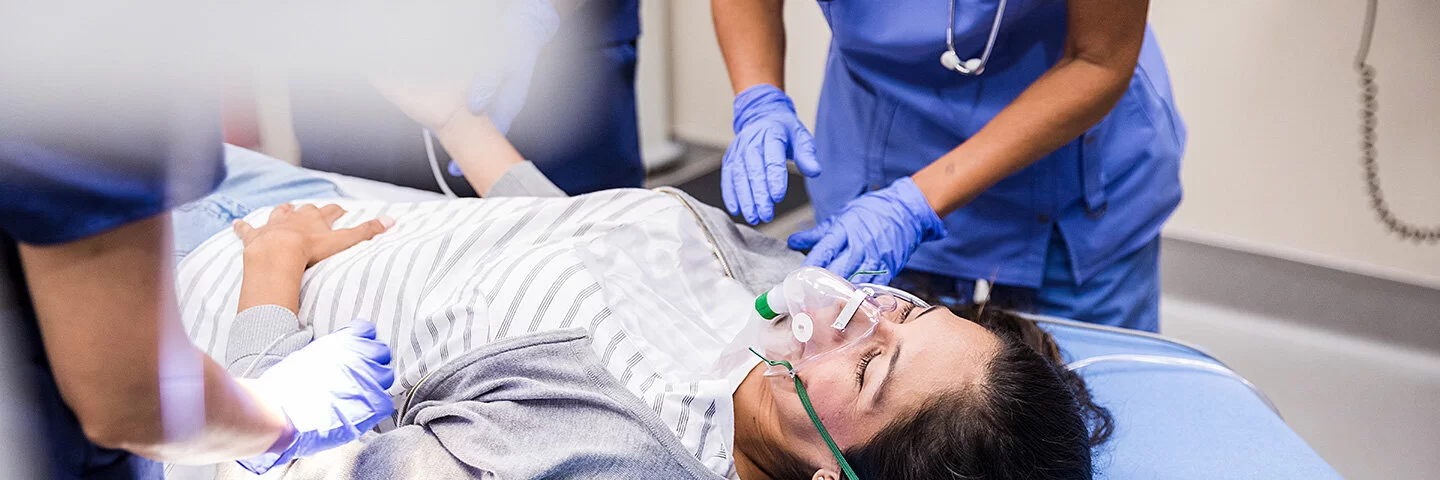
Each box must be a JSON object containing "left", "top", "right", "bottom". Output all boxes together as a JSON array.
[
  {"left": 63, "top": 381, "right": 170, "bottom": 452},
  {"left": 77, "top": 407, "right": 168, "bottom": 453},
  {"left": 1067, "top": 45, "right": 1138, "bottom": 96},
  {"left": 1053, "top": 42, "right": 1140, "bottom": 129}
]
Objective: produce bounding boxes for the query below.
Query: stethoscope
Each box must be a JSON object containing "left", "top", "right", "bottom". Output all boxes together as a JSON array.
[{"left": 940, "top": 0, "right": 1008, "bottom": 75}]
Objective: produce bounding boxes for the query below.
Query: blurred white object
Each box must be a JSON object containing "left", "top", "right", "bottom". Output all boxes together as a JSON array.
[
  {"left": 973, "top": 278, "right": 991, "bottom": 305},
  {"left": 636, "top": 0, "right": 684, "bottom": 172}
]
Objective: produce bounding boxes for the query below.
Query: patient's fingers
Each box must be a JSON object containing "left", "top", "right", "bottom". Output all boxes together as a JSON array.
[
  {"left": 232, "top": 219, "right": 256, "bottom": 241},
  {"left": 269, "top": 203, "right": 295, "bottom": 221},
  {"left": 339, "top": 217, "right": 394, "bottom": 241},
  {"left": 315, "top": 216, "right": 395, "bottom": 262},
  {"left": 337, "top": 216, "right": 392, "bottom": 246},
  {"left": 320, "top": 204, "right": 346, "bottom": 224}
]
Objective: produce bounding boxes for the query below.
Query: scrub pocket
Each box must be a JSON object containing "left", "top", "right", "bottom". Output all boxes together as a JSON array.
[{"left": 171, "top": 146, "right": 345, "bottom": 260}]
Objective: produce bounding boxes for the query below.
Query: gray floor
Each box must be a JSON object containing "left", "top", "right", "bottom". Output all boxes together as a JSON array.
[
  {"left": 1163, "top": 297, "right": 1440, "bottom": 479},
  {"left": 649, "top": 148, "right": 1440, "bottom": 479}
]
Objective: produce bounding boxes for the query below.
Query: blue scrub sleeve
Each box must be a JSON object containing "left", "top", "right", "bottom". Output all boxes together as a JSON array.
[{"left": 0, "top": 140, "right": 225, "bottom": 246}]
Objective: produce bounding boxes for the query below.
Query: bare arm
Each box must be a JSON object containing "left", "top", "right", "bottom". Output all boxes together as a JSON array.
[
  {"left": 911, "top": 0, "right": 1150, "bottom": 216},
  {"left": 434, "top": 114, "right": 527, "bottom": 195},
  {"left": 18, "top": 214, "right": 288, "bottom": 463},
  {"left": 372, "top": 79, "right": 527, "bottom": 195},
  {"left": 713, "top": 0, "right": 788, "bottom": 93}
]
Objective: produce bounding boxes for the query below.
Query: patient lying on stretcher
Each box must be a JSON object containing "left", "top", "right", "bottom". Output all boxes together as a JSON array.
[{"left": 175, "top": 120, "right": 1112, "bottom": 480}]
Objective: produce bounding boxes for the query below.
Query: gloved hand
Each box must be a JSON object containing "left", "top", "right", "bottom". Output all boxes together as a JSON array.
[
  {"left": 787, "top": 177, "right": 948, "bottom": 285},
  {"left": 467, "top": 0, "right": 559, "bottom": 136},
  {"left": 723, "top": 84, "right": 822, "bottom": 224},
  {"left": 237, "top": 320, "right": 396, "bottom": 474}
]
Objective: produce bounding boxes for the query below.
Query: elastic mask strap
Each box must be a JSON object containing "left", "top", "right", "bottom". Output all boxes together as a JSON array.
[
  {"left": 749, "top": 348, "right": 860, "bottom": 480},
  {"left": 849, "top": 270, "right": 888, "bottom": 282},
  {"left": 831, "top": 290, "right": 867, "bottom": 330}
]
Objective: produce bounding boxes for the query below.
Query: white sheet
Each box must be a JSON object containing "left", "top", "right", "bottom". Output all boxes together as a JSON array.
[{"left": 312, "top": 170, "right": 447, "bottom": 202}]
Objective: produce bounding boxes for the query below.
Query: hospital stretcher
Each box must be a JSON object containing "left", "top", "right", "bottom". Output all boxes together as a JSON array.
[
  {"left": 1037, "top": 315, "right": 1342, "bottom": 479},
  {"left": 298, "top": 170, "right": 1343, "bottom": 479}
]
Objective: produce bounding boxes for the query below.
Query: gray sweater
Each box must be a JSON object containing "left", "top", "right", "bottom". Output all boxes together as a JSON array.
[{"left": 226, "top": 325, "right": 721, "bottom": 479}]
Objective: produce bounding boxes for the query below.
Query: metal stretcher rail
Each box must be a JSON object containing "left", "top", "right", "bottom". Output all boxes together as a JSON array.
[{"left": 1024, "top": 313, "right": 1283, "bottom": 418}]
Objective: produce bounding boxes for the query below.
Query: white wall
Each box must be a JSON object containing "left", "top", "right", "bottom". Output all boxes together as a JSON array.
[
  {"left": 667, "top": 0, "right": 1440, "bottom": 286},
  {"left": 1150, "top": 0, "right": 1440, "bottom": 286},
  {"left": 669, "top": 1, "right": 828, "bottom": 147}
]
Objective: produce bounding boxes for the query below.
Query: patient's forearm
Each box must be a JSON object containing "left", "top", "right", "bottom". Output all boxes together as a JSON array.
[
  {"left": 238, "top": 241, "right": 306, "bottom": 315},
  {"left": 434, "top": 114, "right": 525, "bottom": 196}
]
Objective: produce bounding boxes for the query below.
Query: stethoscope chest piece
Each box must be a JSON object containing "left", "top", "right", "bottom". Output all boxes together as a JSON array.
[
  {"left": 942, "top": 0, "right": 1008, "bottom": 76},
  {"left": 940, "top": 49, "right": 985, "bottom": 75}
]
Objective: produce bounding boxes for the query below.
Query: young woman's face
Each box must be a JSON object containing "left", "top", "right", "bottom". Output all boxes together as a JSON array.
[{"left": 764, "top": 302, "right": 1000, "bottom": 470}]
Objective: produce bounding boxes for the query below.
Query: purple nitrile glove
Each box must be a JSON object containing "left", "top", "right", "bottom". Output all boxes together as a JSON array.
[
  {"left": 237, "top": 320, "right": 395, "bottom": 474},
  {"left": 787, "top": 177, "right": 947, "bottom": 285},
  {"left": 722, "top": 84, "right": 822, "bottom": 224}
]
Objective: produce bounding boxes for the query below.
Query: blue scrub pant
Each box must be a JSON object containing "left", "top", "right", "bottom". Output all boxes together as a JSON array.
[{"left": 891, "top": 232, "right": 1161, "bottom": 332}]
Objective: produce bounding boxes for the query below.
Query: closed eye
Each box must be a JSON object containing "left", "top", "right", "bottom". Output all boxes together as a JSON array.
[
  {"left": 896, "top": 303, "right": 917, "bottom": 324},
  {"left": 855, "top": 349, "right": 880, "bottom": 387}
]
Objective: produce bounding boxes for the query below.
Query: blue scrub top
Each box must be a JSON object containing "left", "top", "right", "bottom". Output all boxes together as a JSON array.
[
  {"left": 809, "top": 0, "right": 1186, "bottom": 288},
  {"left": 0, "top": 137, "right": 223, "bottom": 479},
  {"left": 1, "top": 9, "right": 225, "bottom": 473}
]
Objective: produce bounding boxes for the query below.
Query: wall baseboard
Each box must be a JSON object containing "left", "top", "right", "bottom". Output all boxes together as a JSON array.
[
  {"left": 1162, "top": 226, "right": 1440, "bottom": 290},
  {"left": 1160, "top": 235, "right": 1440, "bottom": 355}
]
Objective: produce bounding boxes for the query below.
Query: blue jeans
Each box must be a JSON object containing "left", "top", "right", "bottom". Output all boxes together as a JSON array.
[
  {"left": 171, "top": 146, "right": 345, "bottom": 260},
  {"left": 891, "top": 232, "right": 1162, "bottom": 332}
]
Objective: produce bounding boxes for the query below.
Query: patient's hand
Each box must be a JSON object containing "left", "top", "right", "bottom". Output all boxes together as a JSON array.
[
  {"left": 233, "top": 203, "right": 394, "bottom": 268},
  {"left": 234, "top": 204, "right": 394, "bottom": 314}
]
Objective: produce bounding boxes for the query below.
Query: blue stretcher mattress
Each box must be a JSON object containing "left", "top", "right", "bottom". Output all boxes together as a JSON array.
[{"left": 1041, "top": 318, "right": 1343, "bottom": 479}]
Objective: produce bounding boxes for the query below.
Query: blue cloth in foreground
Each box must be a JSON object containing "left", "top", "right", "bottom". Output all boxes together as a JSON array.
[{"left": 1045, "top": 320, "right": 1342, "bottom": 479}]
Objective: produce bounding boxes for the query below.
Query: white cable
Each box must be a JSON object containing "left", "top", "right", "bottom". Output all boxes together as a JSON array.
[
  {"left": 424, "top": 128, "right": 459, "bottom": 198},
  {"left": 240, "top": 333, "right": 297, "bottom": 378},
  {"left": 1067, "top": 354, "right": 1281, "bottom": 417}
]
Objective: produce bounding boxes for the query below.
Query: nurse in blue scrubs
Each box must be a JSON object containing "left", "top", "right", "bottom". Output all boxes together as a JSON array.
[{"left": 712, "top": 0, "right": 1185, "bottom": 332}]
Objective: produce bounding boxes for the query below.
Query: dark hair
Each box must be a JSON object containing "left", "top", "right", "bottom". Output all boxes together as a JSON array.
[{"left": 840, "top": 304, "right": 1114, "bottom": 480}]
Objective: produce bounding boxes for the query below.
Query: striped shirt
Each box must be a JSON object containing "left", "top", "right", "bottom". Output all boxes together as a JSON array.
[{"left": 176, "top": 190, "right": 759, "bottom": 477}]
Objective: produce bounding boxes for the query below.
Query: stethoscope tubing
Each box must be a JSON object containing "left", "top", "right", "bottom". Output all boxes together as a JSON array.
[{"left": 945, "top": 0, "right": 1008, "bottom": 75}]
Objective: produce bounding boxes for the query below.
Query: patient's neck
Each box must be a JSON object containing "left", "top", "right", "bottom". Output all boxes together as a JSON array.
[{"left": 732, "top": 363, "right": 783, "bottom": 480}]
